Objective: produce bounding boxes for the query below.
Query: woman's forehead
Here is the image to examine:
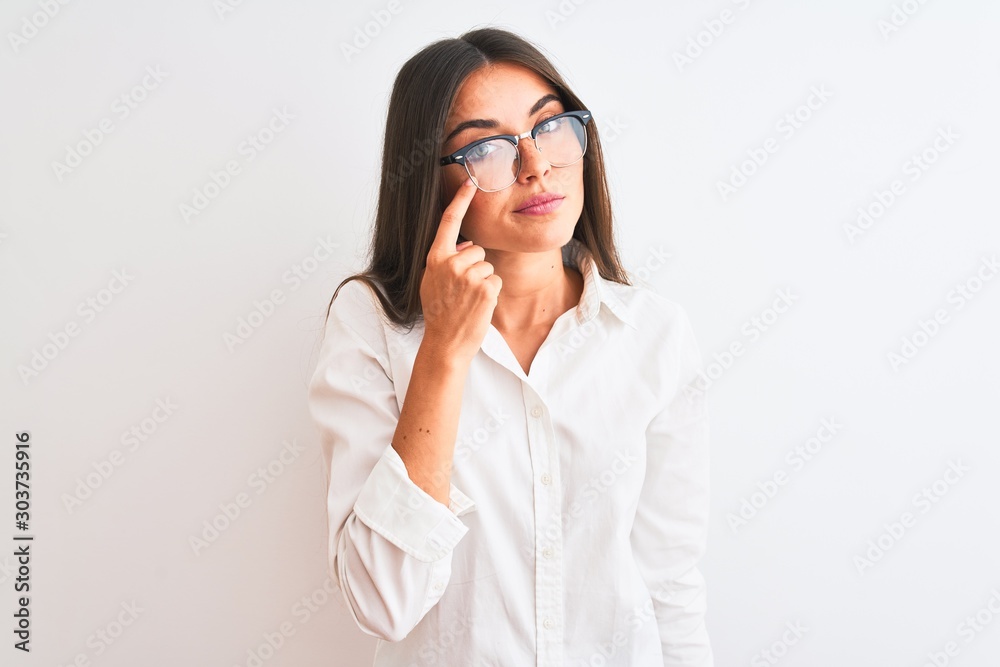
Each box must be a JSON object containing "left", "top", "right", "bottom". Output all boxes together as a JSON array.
[{"left": 450, "top": 63, "right": 559, "bottom": 119}]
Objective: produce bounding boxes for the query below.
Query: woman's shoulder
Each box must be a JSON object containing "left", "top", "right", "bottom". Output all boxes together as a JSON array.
[
  {"left": 324, "top": 278, "right": 393, "bottom": 352},
  {"left": 324, "top": 278, "right": 426, "bottom": 358},
  {"left": 608, "top": 279, "right": 705, "bottom": 399},
  {"left": 606, "top": 275, "right": 697, "bottom": 336}
]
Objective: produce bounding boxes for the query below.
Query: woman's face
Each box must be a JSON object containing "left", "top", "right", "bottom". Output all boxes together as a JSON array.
[{"left": 438, "top": 62, "right": 585, "bottom": 253}]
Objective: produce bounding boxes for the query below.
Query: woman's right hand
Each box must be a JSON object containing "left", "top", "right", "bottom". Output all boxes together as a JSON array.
[{"left": 419, "top": 178, "right": 503, "bottom": 365}]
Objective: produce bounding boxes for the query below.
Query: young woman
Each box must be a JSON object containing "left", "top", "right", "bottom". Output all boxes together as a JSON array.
[{"left": 308, "top": 27, "right": 714, "bottom": 666}]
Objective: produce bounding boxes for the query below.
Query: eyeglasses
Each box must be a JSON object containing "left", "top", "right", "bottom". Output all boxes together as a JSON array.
[{"left": 439, "top": 109, "right": 592, "bottom": 192}]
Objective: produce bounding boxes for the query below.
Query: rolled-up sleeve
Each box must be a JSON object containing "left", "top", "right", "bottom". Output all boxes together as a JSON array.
[
  {"left": 307, "top": 280, "right": 476, "bottom": 643},
  {"left": 629, "top": 304, "right": 714, "bottom": 666}
]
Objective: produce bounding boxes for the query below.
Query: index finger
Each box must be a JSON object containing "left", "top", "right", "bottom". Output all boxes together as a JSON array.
[{"left": 430, "top": 177, "right": 478, "bottom": 255}]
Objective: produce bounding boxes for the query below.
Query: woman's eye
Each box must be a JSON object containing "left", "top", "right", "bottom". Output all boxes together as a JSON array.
[
  {"left": 468, "top": 142, "right": 496, "bottom": 160},
  {"left": 537, "top": 117, "right": 560, "bottom": 134}
]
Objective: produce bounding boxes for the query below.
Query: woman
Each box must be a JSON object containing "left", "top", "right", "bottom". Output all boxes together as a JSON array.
[{"left": 308, "top": 26, "right": 714, "bottom": 666}]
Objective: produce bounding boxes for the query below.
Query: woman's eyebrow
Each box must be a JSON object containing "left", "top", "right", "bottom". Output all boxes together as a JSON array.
[{"left": 444, "top": 93, "right": 561, "bottom": 145}]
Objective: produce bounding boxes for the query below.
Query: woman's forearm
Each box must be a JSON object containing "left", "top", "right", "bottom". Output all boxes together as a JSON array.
[{"left": 390, "top": 340, "right": 470, "bottom": 506}]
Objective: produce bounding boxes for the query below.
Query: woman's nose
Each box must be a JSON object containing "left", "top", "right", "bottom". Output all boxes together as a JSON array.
[{"left": 516, "top": 137, "right": 551, "bottom": 181}]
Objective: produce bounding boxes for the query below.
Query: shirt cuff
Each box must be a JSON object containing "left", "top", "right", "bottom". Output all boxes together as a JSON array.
[{"left": 353, "top": 444, "right": 477, "bottom": 563}]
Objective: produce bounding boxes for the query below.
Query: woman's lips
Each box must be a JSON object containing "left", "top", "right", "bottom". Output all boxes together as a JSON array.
[{"left": 514, "top": 196, "right": 564, "bottom": 215}]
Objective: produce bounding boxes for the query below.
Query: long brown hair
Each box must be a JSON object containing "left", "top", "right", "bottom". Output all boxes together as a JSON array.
[{"left": 324, "top": 26, "right": 631, "bottom": 334}]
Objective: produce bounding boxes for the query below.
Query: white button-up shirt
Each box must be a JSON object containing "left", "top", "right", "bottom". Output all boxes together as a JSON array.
[{"left": 308, "top": 238, "right": 714, "bottom": 666}]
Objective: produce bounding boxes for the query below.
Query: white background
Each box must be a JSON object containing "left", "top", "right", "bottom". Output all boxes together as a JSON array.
[{"left": 2, "top": 1, "right": 999, "bottom": 665}]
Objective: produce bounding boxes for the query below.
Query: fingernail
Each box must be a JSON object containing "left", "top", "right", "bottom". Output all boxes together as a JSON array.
[{"left": 463, "top": 177, "right": 474, "bottom": 187}]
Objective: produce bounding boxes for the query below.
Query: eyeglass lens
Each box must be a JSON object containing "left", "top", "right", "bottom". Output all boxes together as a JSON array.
[{"left": 465, "top": 116, "right": 587, "bottom": 191}]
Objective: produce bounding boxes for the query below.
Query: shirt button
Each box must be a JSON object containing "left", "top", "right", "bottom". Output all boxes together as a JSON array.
[
  {"left": 540, "top": 472, "right": 552, "bottom": 485},
  {"left": 542, "top": 547, "right": 553, "bottom": 559},
  {"left": 434, "top": 582, "right": 445, "bottom": 591},
  {"left": 531, "top": 405, "right": 543, "bottom": 418},
  {"left": 543, "top": 617, "right": 554, "bottom": 629}
]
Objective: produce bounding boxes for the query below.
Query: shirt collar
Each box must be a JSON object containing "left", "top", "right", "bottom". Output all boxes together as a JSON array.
[{"left": 562, "top": 238, "right": 638, "bottom": 330}]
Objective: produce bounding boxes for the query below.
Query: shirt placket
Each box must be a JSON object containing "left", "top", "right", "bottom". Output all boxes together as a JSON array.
[{"left": 522, "top": 384, "right": 564, "bottom": 667}]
